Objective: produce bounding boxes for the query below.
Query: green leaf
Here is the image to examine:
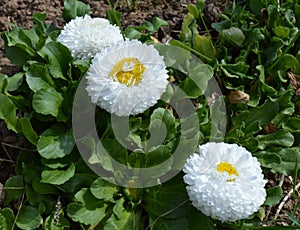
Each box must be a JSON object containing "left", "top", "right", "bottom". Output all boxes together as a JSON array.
[
  {"left": 144, "top": 173, "right": 188, "bottom": 219},
  {"left": 20, "top": 118, "right": 38, "bottom": 145},
  {"left": 32, "top": 87, "right": 64, "bottom": 117},
  {"left": 37, "top": 126, "right": 75, "bottom": 159},
  {"left": 38, "top": 41, "right": 72, "bottom": 80},
  {"left": 25, "top": 63, "right": 54, "bottom": 92},
  {"left": 277, "top": 54, "right": 299, "bottom": 70},
  {"left": 180, "top": 64, "right": 214, "bottom": 98},
  {"left": 113, "top": 198, "right": 125, "bottom": 220},
  {"left": 125, "top": 28, "right": 142, "bottom": 40},
  {"left": 276, "top": 148, "right": 300, "bottom": 175},
  {"left": 74, "top": 188, "right": 105, "bottom": 209},
  {"left": 188, "top": 4, "right": 199, "bottom": 18},
  {"left": 264, "top": 186, "right": 283, "bottom": 206},
  {"left": 90, "top": 178, "right": 117, "bottom": 202},
  {"left": 67, "top": 202, "right": 107, "bottom": 225},
  {"left": 5, "top": 72, "right": 24, "bottom": 92},
  {"left": 4, "top": 175, "right": 24, "bottom": 206},
  {"left": 41, "top": 163, "right": 75, "bottom": 185},
  {"left": 152, "top": 17, "right": 168, "bottom": 31},
  {"left": 256, "top": 130, "right": 294, "bottom": 150},
  {"left": 60, "top": 173, "right": 97, "bottom": 194},
  {"left": 106, "top": 10, "right": 122, "bottom": 26},
  {"left": 103, "top": 208, "right": 142, "bottom": 230},
  {"left": 0, "top": 208, "right": 14, "bottom": 230},
  {"left": 254, "top": 152, "right": 281, "bottom": 170},
  {"left": 62, "top": 0, "right": 91, "bottom": 22},
  {"left": 32, "top": 178, "right": 59, "bottom": 195},
  {"left": 193, "top": 34, "right": 216, "bottom": 59},
  {"left": 196, "top": 0, "right": 205, "bottom": 12},
  {"left": 1, "top": 28, "right": 36, "bottom": 66},
  {"left": 282, "top": 117, "right": 300, "bottom": 132},
  {"left": 274, "top": 26, "right": 290, "bottom": 38},
  {"left": 150, "top": 108, "right": 177, "bottom": 143},
  {"left": 25, "top": 184, "right": 55, "bottom": 214},
  {"left": 0, "top": 94, "right": 20, "bottom": 132},
  {"left": 221, "top": 27, "right": 245, "bottom": 47},
  {"left": 16, "top": 206, "right": 42, "bottom": 230},
  {"left": 0, "top": 213, "right": 8, "bottom": 229},
  {"left": 179, "top": 13, "right": 198, "bottom": 43},
  {"left": 44, "top": 210, "right": 70, "bottom": 230}
]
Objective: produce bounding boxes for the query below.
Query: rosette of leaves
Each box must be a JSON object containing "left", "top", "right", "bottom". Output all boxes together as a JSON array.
[
  {"left": 0, "top": 0, "right": 221, "bottom": 229},
  {"left": 173, "top": 0, "right": 300, "bottom": 228}
]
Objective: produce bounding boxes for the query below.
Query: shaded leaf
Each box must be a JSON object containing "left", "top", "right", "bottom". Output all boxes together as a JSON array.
[
  {"left": 4, "top": 175, "right": 24, "bottom": 206},
  {"left": 256, "top": 130, "right": 294, "bottom": 150},
  {"left": 265, "top": 186, "right": 283, "bottom": 206},
  {"left": 16, "top": 206, "right": 42, "bottom": 230}
]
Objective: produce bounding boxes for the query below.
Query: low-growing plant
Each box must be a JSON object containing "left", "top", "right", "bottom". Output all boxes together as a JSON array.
[{"left": 0, "top": 0, "right": 299, "bottom": 229}]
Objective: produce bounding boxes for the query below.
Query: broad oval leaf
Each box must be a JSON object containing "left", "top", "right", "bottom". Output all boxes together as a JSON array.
[
  {"left": 90, "top": 178, "right": 117, "bottom": 202},
  {"left": 221, "top": 27, "right": 245, "bottom": 47},
  {"left": 62, "top": 0, "right": 91, "bottom": 22},
  {"left": 67, "top": 203, "right": 107, "bottom": 225},
  {"left": 38, "top": 41, "right": 72, "bottom": 80},
  {"left": 4, "top": 175, "right": 24, "bottom": 206},
  {"left": 32, "top": 87, "right": 63, "bottom": 117},
  {"left": 41, "top": 163, "right": 75, "bottom": 185},
  {"left": 37, "top": 126, "right": 75, "bottom": 159},
  {"left": 264, "top": 186, "right": 283, "bottom": 206},
  {"left": 0, "top": 94, "right": 20, "bottom": 132},
  {"left": 256, "top": 129, "right": 294, "bottom": 150},
  {"left": 16, "top": 206, "right": 42, "bottom": 230},
  {"left": 25, "top": 64, "right": 53, "bottom": 92}
]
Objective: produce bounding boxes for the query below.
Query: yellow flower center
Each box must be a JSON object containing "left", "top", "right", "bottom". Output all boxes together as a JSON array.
[
  {"left": 217, "top": 161, "right": 238, "bottom": 182},
  {"left": 109, "top": 57, "right": 146, "bottom": 87}
]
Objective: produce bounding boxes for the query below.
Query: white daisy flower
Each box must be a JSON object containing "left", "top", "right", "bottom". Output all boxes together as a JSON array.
[
  {"left": 57, "top": 15, "right": 123, "bottom": 60},
  {"left": 183, "top": 142, "right": 267, "bottom": 222},
  {"left": 85, "top": 40, "right": 169, "bottom": 116}
]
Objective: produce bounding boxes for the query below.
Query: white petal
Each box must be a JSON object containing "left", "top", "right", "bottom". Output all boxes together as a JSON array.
[{"left": 183, "top": 142, "right": 267, "bottom": 222}]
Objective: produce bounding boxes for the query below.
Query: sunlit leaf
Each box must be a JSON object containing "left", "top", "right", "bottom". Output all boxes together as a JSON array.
[{"left": 41, "top": 163, "right": 75, "bottom": 185}]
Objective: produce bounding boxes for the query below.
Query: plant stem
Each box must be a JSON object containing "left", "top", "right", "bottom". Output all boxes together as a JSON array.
[
  {"left": 106, "top": 0, "right": 126, "bottom": 40},
  {"left": 172, "top": 39, "right": 213, "bottom": 62}
]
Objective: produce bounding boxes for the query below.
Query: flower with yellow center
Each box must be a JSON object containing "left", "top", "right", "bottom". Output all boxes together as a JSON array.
[
  {"left": 57, "top": 15, "right": 123, "bottom": 60},
  {"left": 183, "top": 142, "right": 267, "bottom": 222},
  {"left": 86, "top": 40, "right": 169, "bottom": 116}
]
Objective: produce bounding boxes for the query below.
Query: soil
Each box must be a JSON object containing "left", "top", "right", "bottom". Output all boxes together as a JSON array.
[{"left": 0, "top": 0, "right": 299, "bottom": 227}]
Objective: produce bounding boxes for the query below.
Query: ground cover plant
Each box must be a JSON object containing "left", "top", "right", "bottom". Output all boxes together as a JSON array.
[{"left": 0, "top": 0, "right": 300, "bottom": 229}]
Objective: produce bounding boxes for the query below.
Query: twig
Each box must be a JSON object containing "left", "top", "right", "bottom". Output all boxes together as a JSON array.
[
  {"left": 0, "top": 158, "right": 15, "bottom": 163},
  {"left": 1, "top": 142, "right": 37, "bottom": 152},
  {"left": 3, "top": 187, "right": 25, "bottom": 190},
  {"left": 12, "top": 192, "right": 25, "bottom": 230},
  {"left": 278, "top": 174, "right": 285, "bottom": 187},
  {"left": 274, "top": 181, "right": 300, "bottom": 220},
  {"left": 1, "top": 144, "right": 13, "bottom": 162}
]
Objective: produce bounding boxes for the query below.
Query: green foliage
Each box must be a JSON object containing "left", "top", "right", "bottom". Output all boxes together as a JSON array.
[
  {"left": 1, "top": 0, "right": 300, "bottom": 229},
  {"left": 62, "top": 0, "right": 91, "bottom": 22}
]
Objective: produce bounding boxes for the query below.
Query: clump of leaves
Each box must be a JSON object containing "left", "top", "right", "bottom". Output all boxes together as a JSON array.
[{"left": 1, "top": 0, "right": 300, "bottom": 229}]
